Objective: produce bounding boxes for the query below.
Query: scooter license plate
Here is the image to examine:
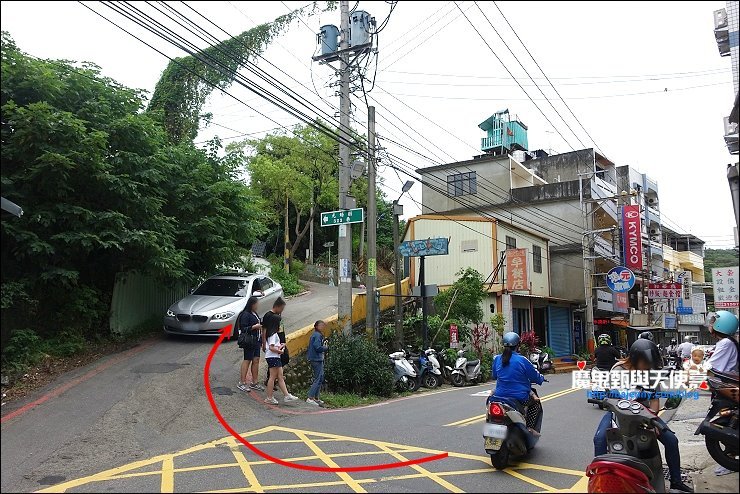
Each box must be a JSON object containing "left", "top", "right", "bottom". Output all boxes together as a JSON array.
[
  {"left": 483, "top": 423, "right": 508, "bottom": 439},
  {"left": 484, "top": 437, "right": 503, "bottom": 451}
]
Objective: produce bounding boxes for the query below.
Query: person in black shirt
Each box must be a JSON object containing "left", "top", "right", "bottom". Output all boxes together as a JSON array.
[
  {"left": 262, "top": 297, "right": 287, "bottom": 385},
  {"left": 593, "top": 334, "right": 620, "bottom": 371},
  {"left": 237, "top": 296, "right": 263, "bottom": 392}
]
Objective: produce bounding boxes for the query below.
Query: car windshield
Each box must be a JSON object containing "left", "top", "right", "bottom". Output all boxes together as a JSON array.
[{"left": 192, "top": 278, "right": 248, "bottom": 297}]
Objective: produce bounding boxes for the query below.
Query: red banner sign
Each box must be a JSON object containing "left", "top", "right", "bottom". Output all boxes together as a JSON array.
[
  {"left": 648, "top": 282, "right": 682, "bottom": 299},
  {"left": 449, "top": 324, "right": 459, "bottom": 349},
  {"left": 622, "top": 205, "right": 642, "bottom": 271},
  {"left": 506, "top": 248, "right": 529, "bottom": 291}
]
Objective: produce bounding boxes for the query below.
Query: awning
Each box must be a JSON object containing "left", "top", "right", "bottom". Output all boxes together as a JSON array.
[{"left": 495, "top": 291, "right": 579, "bottom": 304}]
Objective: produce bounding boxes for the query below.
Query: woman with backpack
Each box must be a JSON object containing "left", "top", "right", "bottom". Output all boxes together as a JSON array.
[{"left": 237, "top": 296, "right": 264, "bottom": 392}]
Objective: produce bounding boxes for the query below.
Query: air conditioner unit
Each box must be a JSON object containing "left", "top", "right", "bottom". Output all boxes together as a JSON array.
[
  {"left": 650, "top": 227, "right": 660, "bottom": 235},
  {"left": 647, "top": 197, "right": 657, "bottom": 205},
  {"left": 714, "top": 8, "right": 728, "bottom": 29}
]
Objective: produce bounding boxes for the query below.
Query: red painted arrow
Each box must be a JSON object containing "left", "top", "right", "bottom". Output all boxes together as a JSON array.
[{"left": 204, "top": 324, "right": 448, "bottom": 472}]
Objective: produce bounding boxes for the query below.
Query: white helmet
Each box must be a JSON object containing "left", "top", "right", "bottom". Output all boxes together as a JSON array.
[{"left": 684, "top": 335, "right": 692, "bottom": 342}]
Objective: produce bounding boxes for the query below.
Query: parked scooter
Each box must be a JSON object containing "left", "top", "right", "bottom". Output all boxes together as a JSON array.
[
  {"left": 528, "top": 348, "right": 553, "bottom": 373},
  {"left": 695, "top": 368, "right": 739, "bottom": 472},
  {"left": 435, "top": 347, "right": 455, "bottom": 384},
  {"left": 451, "top": 350, "right": 483, "bottom": 387},
  {"left": 404, "top": 347, "right": 441, "bottom": 389},
  {"left": 483, "top": 380, "right": 548, "bottom": 469},
  {"left": 585, "top": 396, "right": 667, "bottom": 493},
  {"left": 423, "top": 348, "right": 444, "bottom": 388},
  {"left": 389, "top": 351, "right": 418, "bottom": 392}
]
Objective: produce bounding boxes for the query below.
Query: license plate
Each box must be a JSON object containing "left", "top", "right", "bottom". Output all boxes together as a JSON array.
[
  {"left": 485, "top": 437, "right": 503, "bottom": 451},
  {"left": 182, "top": 322, "right": 199, "bottom": 331},
  {"left": 483, "top": 423, "right": 508, "bottom": 439}
]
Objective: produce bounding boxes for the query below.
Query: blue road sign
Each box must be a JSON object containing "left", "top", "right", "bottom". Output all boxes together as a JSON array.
[
  {"left": 606, "top": 266, "right": 635, "bottom": 293},
  {"left": 399, "top": 238, "right": 449, "bottom": 257}
]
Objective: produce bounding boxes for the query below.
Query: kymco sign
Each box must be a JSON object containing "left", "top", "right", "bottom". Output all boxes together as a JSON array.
[{"left": 622, "top": 205, "right": 642, "bottom": 271}]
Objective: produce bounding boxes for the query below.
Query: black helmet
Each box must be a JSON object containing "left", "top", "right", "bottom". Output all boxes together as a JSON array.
[
  {"left": 638, "top": 331, "right": 654, "bottom": 341},
  {"left": 629, "top": 338, "right": 663, "bottom": 370},
  {"left": 670, "top": 338, "right": 677, "bottom": 345}
]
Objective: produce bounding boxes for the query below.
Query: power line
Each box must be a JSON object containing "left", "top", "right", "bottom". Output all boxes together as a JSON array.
[{"left": 382, "top": 67, "right": 729, "bottom": 81}]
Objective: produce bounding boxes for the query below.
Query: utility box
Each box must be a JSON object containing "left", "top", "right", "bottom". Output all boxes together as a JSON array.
[{"left": 319, "top": 24, "right": 339, "bottom": 55}]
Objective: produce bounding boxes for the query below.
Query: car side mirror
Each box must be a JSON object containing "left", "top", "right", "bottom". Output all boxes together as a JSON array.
[{"left": 253, "top": 290, "right": 265, "bottom": 298}]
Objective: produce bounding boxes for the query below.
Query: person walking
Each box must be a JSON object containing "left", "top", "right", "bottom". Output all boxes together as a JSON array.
[
  {"left": 237, "top": 296, "right": 264, "bottom": 392},
  {"left": 262, "top": 297, "right": 287, "bottom": 386},
  {"left": 263, "top": 298, "right": 297, "bottom": 405},
  {"left": 306, "top": 320, "right": 329, "bottom": 407}
]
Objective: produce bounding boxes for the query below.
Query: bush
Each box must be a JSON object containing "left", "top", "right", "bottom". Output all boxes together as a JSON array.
[
  {"left": 481, "top": 350, "right": 495, "bottom": 381},
  {"left": 1, "top": 329, "right": 43, "bottom": 372},
  {"left": 283, "top": 354, "right": 314, "bottom": 392},
  {"left": 519, "top": 330, "right": 540, "bottom": 356},
  {"left": 269, "top": 261, "right": 302, "bottom": 296},
  {"left": 541, "top": 346, "right": 555, "bottom": 358},
  {"left": 324, "top": 333, "right": 394, "bottom": 397}
]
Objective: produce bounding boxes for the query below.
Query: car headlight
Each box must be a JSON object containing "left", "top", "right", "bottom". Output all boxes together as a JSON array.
[
  {"left": 212, "top": 311, "right": 235, "bottom": 320},
  {"left": 166, "top": 309, "right": 175, "bottom": 317}
]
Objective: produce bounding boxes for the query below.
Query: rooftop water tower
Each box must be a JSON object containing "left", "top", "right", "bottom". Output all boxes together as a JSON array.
[{"left": 479, "top": 109, "right": 528, "bottom": 156}]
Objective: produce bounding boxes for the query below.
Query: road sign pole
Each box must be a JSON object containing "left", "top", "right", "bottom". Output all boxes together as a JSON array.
[
  {"left": 420, "top": 255, "right": 428, "bottom": 349},
  {"left": 393, "top": 201, "right": 403, "bottom": 348}
]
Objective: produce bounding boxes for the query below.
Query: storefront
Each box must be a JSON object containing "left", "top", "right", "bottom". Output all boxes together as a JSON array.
[{"left": 678, "top": 313, "right": 711, "bottom": 344}]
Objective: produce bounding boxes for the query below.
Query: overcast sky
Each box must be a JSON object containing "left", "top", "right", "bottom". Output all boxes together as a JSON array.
[{"left": 2, "top": 1, "right": 737, "bottom": 248}]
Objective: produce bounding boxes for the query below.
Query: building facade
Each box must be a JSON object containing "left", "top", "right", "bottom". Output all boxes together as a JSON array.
[{"left": 715, "top": 2, "right": 739, "bottom": 155}]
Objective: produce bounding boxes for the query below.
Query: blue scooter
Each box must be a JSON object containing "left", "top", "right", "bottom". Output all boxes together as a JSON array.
[{"left": 483, "top": 380, "right": 548, "bottom": 469}]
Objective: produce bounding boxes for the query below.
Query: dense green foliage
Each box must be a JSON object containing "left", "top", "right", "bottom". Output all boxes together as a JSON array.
[
  {"left": 1, "top": 33, "right": 265, "bottom": 348},
  {"left": 324, "top": 333, "right": 395, "bottom": 397},
  {"left": 148, "top": 2, "right": 336, "bottom": 143},
  {"left": 434, "top": 268, "right": 487, "bottom": 325},
  {"left": 704, "top": 248, "right": 739, "bottom": 281}
]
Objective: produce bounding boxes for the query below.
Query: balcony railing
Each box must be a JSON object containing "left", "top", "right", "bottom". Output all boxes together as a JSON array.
[{"left": 676, "top": 251, "right": 704, "bottom": 270}]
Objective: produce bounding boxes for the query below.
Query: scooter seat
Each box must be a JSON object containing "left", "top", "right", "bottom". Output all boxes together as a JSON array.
[
  {"left": 591, "top": 454, "right": 654, "bottom": 481},
  {"left": 709, "top": 368, "right": 739, "bottom": 385}
]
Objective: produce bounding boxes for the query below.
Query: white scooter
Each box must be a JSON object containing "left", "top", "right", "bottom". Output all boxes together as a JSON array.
[
  {"left": 423, "top": 348, "right": 444, "bottom": 388},
  {"left": 451, "top": 350, "right": 483, "bottom": 387},
  {"left": 389, "top": 351, "right": 418, "bottom": 392}
]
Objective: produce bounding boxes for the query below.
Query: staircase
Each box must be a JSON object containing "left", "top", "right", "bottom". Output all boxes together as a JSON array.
[{"left": 551, "top": 356, "right": 584, "bottom": 374}]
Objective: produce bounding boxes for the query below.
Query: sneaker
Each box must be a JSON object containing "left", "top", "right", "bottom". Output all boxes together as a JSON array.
[
  {"left": 250, "top": 383, "right": 265, "bottom": 391},
  {"left": 237, "top": 382, "right": 250, "bottom": 392},
  {"left": 714, "top": 465, "right": 733, "bottom": 476},
  {"left": 669, "top": 480, "right": 693, "bottom": 493},
  {"left": 284, "top": 394, "right": 299, "bottom": 402},
  {"left": 306, "top": 398, "right": 320, "bottom": 406},
  {"left": 316, "top": 399, "right": 326, "bottom": 407},
  {"left": 264, "top": 396, "right": 278, "bottom": 405}
]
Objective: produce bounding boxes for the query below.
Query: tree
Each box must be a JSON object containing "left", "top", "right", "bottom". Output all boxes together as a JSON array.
[
  {"left": 245, "top": 125, "right": 339, "bottom": 265},
  {"left": 434, "top": 268, "right": 487, "bottom": 325},
  {"left": 704, "top": 248, "right": 739, "bottom": 281},
  {"left": 1, "top": 33, "right": 265, "bottom": 343}
]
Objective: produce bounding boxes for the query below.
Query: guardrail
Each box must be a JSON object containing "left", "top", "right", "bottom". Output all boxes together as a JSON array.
[{"left": 285, "top": 277, "right": 410, "bottom": 356}]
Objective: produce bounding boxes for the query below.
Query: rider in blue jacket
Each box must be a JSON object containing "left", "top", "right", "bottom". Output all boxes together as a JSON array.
[{"left": 491, "top": 332, "right": 545, "bottom": 406}]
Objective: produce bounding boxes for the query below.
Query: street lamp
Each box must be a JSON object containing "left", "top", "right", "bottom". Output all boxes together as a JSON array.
[
  {"left": 393, "top": 180, "right": 414, "bottom": 346},
  {"left": 727, "top": 163, "right": 739, "bottom": 235}
]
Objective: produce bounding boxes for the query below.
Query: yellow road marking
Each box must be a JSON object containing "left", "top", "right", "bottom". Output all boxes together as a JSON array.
[
  {"left": 377, "top": 444, "right": 464, "bottom": 493},
  {"left": 504, "top": 468, "right": 557, "bottom": 491},
  {"left": 227, "top": 438, "right": 263, "bottom": 493},
  {"left": 160, "top": 457, "right": 174, "bottom": 493},
  {"left": 293, "top": 431, "right": 366, "bottom": 493},
  {"left": 514, "top": 462, "right": 586, "bottom": 477},
  {"left": 446, "top": 387, "right": 581, "bottom": 427}
]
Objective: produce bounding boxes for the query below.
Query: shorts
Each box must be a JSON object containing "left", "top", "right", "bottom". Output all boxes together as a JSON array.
[
  {"left": 243, "top": 341, "right": 261, "bottom": 361},
  {"left": 266, "top": 357, "right": 283, "bottom": 369}
]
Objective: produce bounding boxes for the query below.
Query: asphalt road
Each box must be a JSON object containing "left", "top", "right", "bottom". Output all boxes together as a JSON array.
[{"left": 0, "top": 282, "right": 349, "bottom": 493}]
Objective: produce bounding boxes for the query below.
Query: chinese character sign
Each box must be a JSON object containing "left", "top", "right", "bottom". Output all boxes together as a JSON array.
[
  {"left": 648, "top": 282, "right": 682, "bottom": 299},
  {"left": 712, "top": 266, "right": 739, "bottom": 308},
  {"left": 606, "top": 266, "right": 635, "bottom": 293},
  {"left": 506, "top": 248, "right": 529, "bottom": 291},
  {"left": 622, "top": 205, "right": 643, "bottom": 271}
]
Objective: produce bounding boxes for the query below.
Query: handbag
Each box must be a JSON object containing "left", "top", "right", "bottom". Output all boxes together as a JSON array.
[
  {"left": 280, "top": 345, "right": 290, "bottom": 366},
  {"left": 237, "top": 312, "right": 258, "bottom": 350}
]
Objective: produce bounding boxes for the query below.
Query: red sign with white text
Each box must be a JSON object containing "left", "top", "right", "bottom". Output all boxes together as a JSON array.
[
  {"left": 506, "top": 248, "right": 529, "bottom": 291},
  {"left": 450, "top": 324, "right": 459, "bottom": 348},
  {"left": 622, "top": 205, "right": 643, "bottom": 271}
]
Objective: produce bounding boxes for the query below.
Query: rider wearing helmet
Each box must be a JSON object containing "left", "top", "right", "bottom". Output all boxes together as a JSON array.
[
  {"left": 593, "top": 334, "right": 620, "bottom": 371},
  {"left": 490, "top": 332, "right": 545, "bottom": 410},
  {"left": 638, "top": 331, "right": 654, "bottom": 341},
  {"left": 666, "top": 338, "right": 679, "bottom": 356},
  {"left": 593, "top": 339, "right": 693, "bottom": 492},
  {"left": 706, "top": 310, "right": 739, "bottom": 374}
]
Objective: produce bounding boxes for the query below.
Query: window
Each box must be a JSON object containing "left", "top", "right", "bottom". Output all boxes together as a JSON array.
[
  {"left": 533, "top": 245, "right": 542, "bottom": 273},
  {"left": 259, "top": 277, "right": 273, "bottom": 291},
  {"left": 193, "top": 279, "right": 248, "bottom": 297},
  {"left": 460, "top": 240, "right": 478, "bottom": 253},
  {"left": 506, "top": 236, "right": 517, "bottom": 250},
  {"left": 447, "top": 172, "right": 477, "bottom": 197}
]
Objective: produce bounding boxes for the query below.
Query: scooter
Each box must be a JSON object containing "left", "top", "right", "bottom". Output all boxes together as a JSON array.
[
  {"left": 695, "top": 368, "right": 739, "bottom": 472},
  {"left": 435, "top": 347, "right": 455, "bottom": 384},
  {"left": 405, "top": 347, "right": 441, "bottom": 389},
  {"left": 483, "top": 380, "right": 548, "bottom": 469},
  {"left": 423, "top": 348, "right": 444, "bottom": 388},
  {"left": 588, "top": 366, "right": 611, "bottom": 409},
  {"left": 528, "top": 348, "right": 553, "bottom": 374},
  {"left": 451, "top": 350, "right": 483, "bottom": 387},
  {"left": 389, "top": 351, "right": 418, "bottom": 392},
  {"left": 585, "top": 396, "right": 667, "bottom": 493}
]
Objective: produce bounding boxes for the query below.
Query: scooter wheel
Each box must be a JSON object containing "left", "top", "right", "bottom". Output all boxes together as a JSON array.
[
  {"left": 705, "top": 436, "right": 740, "bottom": 472},
  {"left": 491, "top": 447, "right": 510, "bottom": 469},
  {"left": 406, "top": 377, "right": 420, "bottom": 392},
  {"left": 433, "top": 374, "right": 444, "bottom": 388},
  {"left": 451, "top": 374, "right": 465, "bottom": 387},
  {"left": 423, "top": 373, "right": 439, "bottom": 389}
]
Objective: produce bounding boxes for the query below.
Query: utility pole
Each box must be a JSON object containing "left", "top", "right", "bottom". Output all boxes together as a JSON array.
[
  {"left": 366, "top": 106, "right": 377, "bottom": 338},
  {"left": 580, "top": 174, "right": 595, "bottom": 353},
  {"left": 284, "top": 193, "right": 290, "bottom": 273},
  {"left": 337, "top": 0, "right": 352, "bottom": 333},
  {"left": 309, "top": 199, "right": 314, "bottom": 264},
  {"left": 393, "top": 200, "right": 404, "bottom": 347}
]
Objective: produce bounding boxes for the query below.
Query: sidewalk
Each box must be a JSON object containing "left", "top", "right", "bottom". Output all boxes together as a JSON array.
[{"left": 666, "top": 391, "right": 738, "bottom": 493}]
